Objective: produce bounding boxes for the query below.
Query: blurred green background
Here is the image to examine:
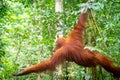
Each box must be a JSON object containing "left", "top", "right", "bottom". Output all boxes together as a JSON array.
[{"left": 0, "top": 0, "right": 120, "bottom": 80}]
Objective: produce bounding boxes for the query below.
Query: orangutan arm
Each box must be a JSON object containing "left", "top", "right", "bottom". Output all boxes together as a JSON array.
[
  {"left": 68, "top": 9, "right": 90, "bottom": 40},
  {"left": 13, "top": 47, "right": 67, "bottom": 76}
]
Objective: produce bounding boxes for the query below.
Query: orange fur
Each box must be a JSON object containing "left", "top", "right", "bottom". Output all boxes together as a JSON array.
[{"left": 13, "top": 9, "right": 120, "bottom": 78}]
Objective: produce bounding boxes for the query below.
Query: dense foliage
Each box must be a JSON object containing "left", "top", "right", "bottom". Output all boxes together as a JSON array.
[{"left": 0, "top": 0, "right": 119, "bottom": 80}]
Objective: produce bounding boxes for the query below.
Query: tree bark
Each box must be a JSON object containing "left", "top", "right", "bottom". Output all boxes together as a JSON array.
[{"left": 55, "top": 0, "right": 63, "bottom": 79}]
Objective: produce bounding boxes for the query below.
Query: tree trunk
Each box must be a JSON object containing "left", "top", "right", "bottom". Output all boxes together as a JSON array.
[
  {"left": 55, "top": 0, "right": 63, "bottom": 79},
  {"left": 38, "top": 72, "right": 40, "bottom": 80}
]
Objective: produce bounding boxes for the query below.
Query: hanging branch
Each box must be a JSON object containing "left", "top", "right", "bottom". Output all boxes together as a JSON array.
[
  {"left": 13, "top": 40, "right": 21, "bottom": 65},
  {"left": 88, "top": 17, "right": 96, "bottom": 45},
  {"left": 90, "top": 11, "right": 109, "bottom": 52},
  {"left": 88, "top": 16, "right": 105, "bottom": 80}
]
